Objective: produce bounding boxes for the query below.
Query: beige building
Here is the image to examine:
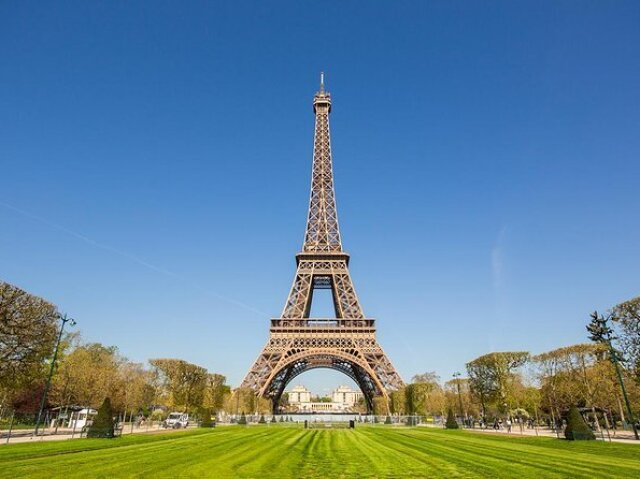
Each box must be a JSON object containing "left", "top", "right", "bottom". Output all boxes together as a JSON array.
[
  {"left": 331, "top": 385, "right": 363, "bottom": 407},
  {"left": 288, "top": 385, "right": 312, "bottom": 404},
  {"left": 285, "top": 384, "right": 362, "bottom": 412}
]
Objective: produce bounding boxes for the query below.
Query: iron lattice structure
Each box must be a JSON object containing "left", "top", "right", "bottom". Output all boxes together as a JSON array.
[{"left": 241, "top": 76, "right": 404, "bottom": 412}]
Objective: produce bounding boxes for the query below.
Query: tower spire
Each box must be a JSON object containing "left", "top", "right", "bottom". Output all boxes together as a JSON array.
[{"left": 306, "top": 74, "right": 340, "bottom": 252}]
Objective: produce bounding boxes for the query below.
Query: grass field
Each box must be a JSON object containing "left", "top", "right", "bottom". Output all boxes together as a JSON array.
[{"left": 1, "top": 425, "right": 639, "bottom": 478}]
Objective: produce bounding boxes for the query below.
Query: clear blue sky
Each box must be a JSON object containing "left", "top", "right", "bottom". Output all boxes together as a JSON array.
[{"left": 2, "top": 2, "right": 639, "bottom": 395}]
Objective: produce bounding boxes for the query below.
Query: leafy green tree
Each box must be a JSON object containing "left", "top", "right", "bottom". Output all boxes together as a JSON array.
[
  {"left": 205, "top": 374, "right": 230, "bottom": 413},
  {"left": 231, "top": 387, "right": 257, "bottom": 415},
  {"left": 0, "top": 282, "right": 59, "bottom": 395},
  {"left": 611, "top": 297, "right": 640, "bottom": 382},
  {"left": 87, "top": 397, "right": 115, "bottom": 438},
  {"left": 405, "top": 373, "right": 445, "bottom": 418},
  {"left": 388, "top": 388, "right": 406, "bottom": 415},
  {"left": 149, "top": 359, "right": 208, "bottom": 412},
  {"left": 466, "top": 351, "right": 529, "bottom": 417},
  {"left": 372, "top": 396, "right": 388, "bottom": 415},
  {"left": 51, "top": 343, "right": 123, "bottom": 410},
  {"left": 564, "top": 405, "right": 595, "bottom": 440},
  {"left": 444, "top": 377, "right": 477, "bottom": 419}
]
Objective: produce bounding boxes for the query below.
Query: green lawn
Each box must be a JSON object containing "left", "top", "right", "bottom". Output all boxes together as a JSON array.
[{"left": 1, "top": 425, "right": 639, "bottom": 478}]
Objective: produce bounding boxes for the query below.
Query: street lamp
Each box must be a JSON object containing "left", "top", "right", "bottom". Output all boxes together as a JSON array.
[
  {"left": 34, "top": 313, "right": 76, "bottom": 437},
  {"left": 453, "top": 372, "right": 464, "bottom": 426},
  {"left": 588, "top": 311, "right": 639, "bottom": 440}
]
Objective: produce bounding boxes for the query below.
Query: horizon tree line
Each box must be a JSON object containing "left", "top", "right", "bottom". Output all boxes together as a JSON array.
[{"left": 1, "top": 280, "right": 639, "bottom": 427}]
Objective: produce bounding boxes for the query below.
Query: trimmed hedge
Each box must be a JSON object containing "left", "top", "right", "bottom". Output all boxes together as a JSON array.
[
  {"left": 200, "top": 408, "right": 213, "bottom": 428},
  {"left": 87, "top": 398, "right": 115, "bottom": 438},
  {"left": 445, "top": 408, "right": 459, "bottom": 429},
  {"left": 564, "top": 406, "right": 595, "bottom": 440}
]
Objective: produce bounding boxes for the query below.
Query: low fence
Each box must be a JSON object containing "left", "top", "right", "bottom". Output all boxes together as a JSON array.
[
  {"left": 225, "top": 413, "right": 426, "bottom": 426},
  {"left": 0, "top": 409, "right": 172, "bottom": 445}
]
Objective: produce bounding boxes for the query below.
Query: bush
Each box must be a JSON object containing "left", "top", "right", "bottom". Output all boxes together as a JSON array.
[
  {"left": 385, "top": 415, "right": 392, "bottom": 424},
  {"left": 271, "top": 416, "right": 277, "bottom": 423},
  {"left": 258, "top": 414, "right": 266, "bottom": 424},
  {"left": 445, "top": 408, "right": 459, "bottom": 429},
  {"left": 200, "top": 408, "right": 213, "bottom": 428},
  {"left": 278, "top": 416, "right": 284, "bottom": 423},
  {"left": 564, "top": 406, "right": 595, "bottom": 440},
  {"left": 87, "top": 398, "right": 115, "bottom": 438},
  {"left": 238, "top": 413, "right": 247, "bottom": 425},
  {"left": 151, "top": 409, "right": 165, "bottom": 422}
]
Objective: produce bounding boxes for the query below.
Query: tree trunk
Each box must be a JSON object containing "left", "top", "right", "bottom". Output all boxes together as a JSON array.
[{"left": 591, "top": 406, "right": 601, "bottom": 432}]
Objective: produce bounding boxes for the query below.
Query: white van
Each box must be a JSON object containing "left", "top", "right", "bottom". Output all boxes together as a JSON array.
[{"left": 164, "top": 412, "right": 189, "bottom": 429}]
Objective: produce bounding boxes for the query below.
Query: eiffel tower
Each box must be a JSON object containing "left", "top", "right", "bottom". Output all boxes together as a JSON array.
[{"left": 241, "top": 74, "right": 404, "bottom": 412}]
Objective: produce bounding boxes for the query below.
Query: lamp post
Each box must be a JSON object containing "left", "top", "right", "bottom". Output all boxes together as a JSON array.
[
  {"left": 34, "top": 313, "right": 76, "bottom": 437},
  {"left": 453, "top": 372, "right": 464, "bottom": 426},
  {"left": 587, "top": 311, "right": 638, "bottom": 440}
]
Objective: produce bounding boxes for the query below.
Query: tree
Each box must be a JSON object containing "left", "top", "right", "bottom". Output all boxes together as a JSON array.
[
  {"left": 466, "top": 352, "right": 529, "bottom": 418},
  {"left": 445, "top": 408, "right": 459, "bottom": 429},
  {"left": 116, "top": 362, "right": 155, "bottom": 420},
  {"left": 372, "top": 396, "right": 388, "bottom": 416},
  {"left": 405, "top": 372, "right": 445, "bottom": 417},
  {"left": 564, "top": 405, "right": 595, "bottom": 441},
  {"left": 205, "top": 374, "right": 230, "bottom": 413},
  {"left": 532, "top": 348, "right": 566, "bottom": 426},
  {"left": 87, "top": 397, "right": 115, "bottom": 438},
  {"left": 538, "top": 344, "right": 607, "bottom": 431},
  {"left": 0, "top": 282, "right": 58, "bottom": 394},
  {"left": 388, "top": 388, "right": 406, "bottom": 415},
  {"left": 611, "top": 296, "right": 640, "bottom": 382},
  {"left": 444, "top": 377, "right": 476, "bottom": 419},
  {"left": 149, "top": 359, "right": 208, "bottom": 412},
  {"left": 231, "top": 387, "right": 258, "bottom": 415},
  {"left": 51, "top": 343, "right": 123, "bottom": 409}
]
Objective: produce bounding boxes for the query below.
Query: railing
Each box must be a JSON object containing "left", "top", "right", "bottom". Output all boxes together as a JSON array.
[{"left": 270, "top": 318, "right": 375, "bottom": 328}]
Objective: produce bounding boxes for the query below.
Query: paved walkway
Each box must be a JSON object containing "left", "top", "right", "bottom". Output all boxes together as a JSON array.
[
  {"left": 420, "top": 423, "right": 640, "bottom": 444},
  {"left": 0, "top": 423, "right": 193, "bottom": 445}
]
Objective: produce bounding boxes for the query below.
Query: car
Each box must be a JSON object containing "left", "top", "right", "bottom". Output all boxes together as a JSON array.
[{"left": 163, "top": 412, "right": 189, "bottom": 429}]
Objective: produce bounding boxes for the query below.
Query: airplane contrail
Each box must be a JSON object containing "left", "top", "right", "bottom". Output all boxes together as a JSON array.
[{"left": 0, "top": 200, "right": 267, "bottom": 317}]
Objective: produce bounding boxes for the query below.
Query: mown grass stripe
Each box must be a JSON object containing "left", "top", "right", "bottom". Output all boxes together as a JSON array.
[{"left": 1, "top": 425, "right": 639, "bottom": 479}]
